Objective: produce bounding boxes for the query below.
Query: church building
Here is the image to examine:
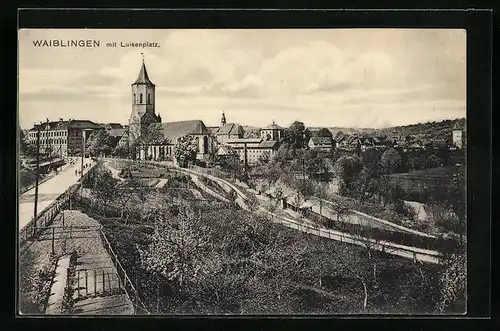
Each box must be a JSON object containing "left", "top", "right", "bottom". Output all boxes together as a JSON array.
[
  {"left": 213, "top": 112, "right": 245, "bottom": 145},
  {"left": 128, "top": 58, "right": 213, "bottom": 161}
]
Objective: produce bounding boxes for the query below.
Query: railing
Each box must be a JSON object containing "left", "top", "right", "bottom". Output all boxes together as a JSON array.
[
  {"left": 98, "top": 228, "right": 150, "bottom": 315},
  {"left": 20, "top": 184, "right": 79, "bottom": 245},
  {"left": 19, "top": 164, "right": 97, "bottom": 245},
  {"left": 258, "top": 207, "right": 442, "bottom": 265},
  {"left": 102, "top": 158, "right": 442, "bottom": 264},
  {"left": 75, "top": 267, "right": 123, "bottom": 299}
]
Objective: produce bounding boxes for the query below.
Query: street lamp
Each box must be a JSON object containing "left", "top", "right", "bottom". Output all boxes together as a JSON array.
[
  {"left": 81, "top": 129, "right": 93, "bottom": 181},
  {"left": 33, "top": 121, "right": 42, "bottom": 226}
]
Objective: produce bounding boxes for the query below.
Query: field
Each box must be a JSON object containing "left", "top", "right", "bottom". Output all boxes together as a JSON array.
[{"left": 387, "top": 166, "right": 465, "bottom": 202}]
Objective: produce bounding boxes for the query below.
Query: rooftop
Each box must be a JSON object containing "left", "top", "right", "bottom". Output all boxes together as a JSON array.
[
  {"left": 217, "top": 123, "right": 245, "bottom": 136},
  {"left": 133, "top": 60, "right": 155, "bottom": 86},
  {"left": 160, "top": 120, "right": 211, "bottom": 144},
  {"left": 261, "top": 121, "right": 284, "bottom": 130},
  {"left": 29, "top": 119, "right": 103, "bottom": 131},
  {"left": 310, "top": 136, "right": 333, "bottom": 145}
]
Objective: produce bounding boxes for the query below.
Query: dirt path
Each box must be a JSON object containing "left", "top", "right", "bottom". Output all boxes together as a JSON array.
[{"left": 19, "top": 210, "right": 134, "bottom": 315}]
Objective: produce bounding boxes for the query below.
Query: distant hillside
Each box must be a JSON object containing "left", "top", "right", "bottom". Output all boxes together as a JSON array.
[
  {"left": 308, "top": 127, "right": 376, "bottom": 137},
  {"left": 371, "top": 118, "right": 465, "bottom": 140}
]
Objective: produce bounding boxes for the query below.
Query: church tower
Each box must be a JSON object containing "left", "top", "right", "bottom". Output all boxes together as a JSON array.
[{"left": 129, "top": 56, "right": 161, "bottom": 142}]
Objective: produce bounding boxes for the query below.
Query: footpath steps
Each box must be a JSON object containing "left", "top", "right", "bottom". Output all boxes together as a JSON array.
[{"left": 41, "top": 210, "right": 134, "bottom": 315}]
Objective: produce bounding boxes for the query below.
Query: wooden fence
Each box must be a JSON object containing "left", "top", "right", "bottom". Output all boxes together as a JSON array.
[{"left": 98, "top": 228, "right": 150, "bottom": 315}]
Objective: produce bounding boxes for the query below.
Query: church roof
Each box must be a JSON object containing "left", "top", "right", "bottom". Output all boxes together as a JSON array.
[
  {"left": 217, "top": 123, "right": 245, "bottom": 136},
  {"left": 134, "top": 61, "right": 154, "bottom": 85},
  {"left": 160, "top": 120, "right": 210, "bottom": 144},
  {"left": 261, "top": 121, "right": 284, "bottom": 130}
]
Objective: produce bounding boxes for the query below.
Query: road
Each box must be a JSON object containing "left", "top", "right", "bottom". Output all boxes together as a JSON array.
[{"left": 19, "top": 158, "right": 95, "bottom": 232}]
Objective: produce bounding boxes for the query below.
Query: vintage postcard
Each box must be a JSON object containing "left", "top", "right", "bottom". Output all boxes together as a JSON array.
[{"left": 18, "top": 28, "right": 466, "bottom": 316}]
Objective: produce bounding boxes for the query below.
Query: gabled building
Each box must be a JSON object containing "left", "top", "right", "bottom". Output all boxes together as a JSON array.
[
  {"left": 308, "top": 136, "right": 333, "bottom": 152},
  {"left": 214, "top": 112, "right": 245, "bottom": 146},
  {"left": 145, "top": 120, "right": 213, "bottom": 161},
  {"left": 260, "top": 121, "right": 284, "bottom": 141}
]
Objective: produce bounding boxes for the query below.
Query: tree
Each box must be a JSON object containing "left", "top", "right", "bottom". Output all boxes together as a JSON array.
[
  {"left": 257, "top": 151, "right": 271, "bottom": 165},
  {"left": 91, "top": 165, "right": 119, "bottom": 216},
  {"left": 19, "top": 128, "right": 35, "bottom": 157},
  {"left": 139, "top": 206, "right": 211, "bottom": 292},
  {"left": 380, "top": 147, "right": 403, "bottom": 174},
  {"left": 408, "top": 154, "right": 425, "bottom": 171},
  {"left": 112, "top": 144, "right": 129, "bottom": 158},
  {"left": 282, "top": 121, "right": 311, "bottom": 150},
  {"left": 306, "top": 155, "right": 331, "bottom": 182},
  {"left": 334, "top": 245, "right": 373, "bottom": 310},
  {"left": 334, "top": 155, "right": 362, "bottom": 196},
  {"left": 174, "top": 135, "right": 199, "bottom": 168},
  {"left": 115, "top": 183, "right": 135, "bottom": 224},
  {"left": 361, "top": 149, "right": 382, "bottom": 178},
  {"left": 426, "top": 154, "right": 443, "bottom": 169},
  {"left": 437, "top": 171, "right": 466, "bottom": 239},
  {"left": 86, "top": 130, "right": 115, "bottom": 158}
]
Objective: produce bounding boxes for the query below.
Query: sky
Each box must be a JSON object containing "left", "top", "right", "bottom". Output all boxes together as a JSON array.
[{"left": 18, "top": 29, "right": 466, "bottom": 130}]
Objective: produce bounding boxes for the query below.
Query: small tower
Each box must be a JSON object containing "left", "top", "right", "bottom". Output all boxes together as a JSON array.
[
  {"left": 221, "top": 111, "right": 227, "bottom": 127},
  {"left": 452, "top": 121, "right": 463, "bottom": 149}
]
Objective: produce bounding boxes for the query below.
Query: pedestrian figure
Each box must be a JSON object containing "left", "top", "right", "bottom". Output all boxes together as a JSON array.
[{"left": 75, "top": 170, "right": 77, "bottom": 176}]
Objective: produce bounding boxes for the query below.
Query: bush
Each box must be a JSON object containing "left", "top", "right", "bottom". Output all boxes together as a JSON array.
[
  {"left": 19, "top": 168, "right": 37, "bottom": 190},
  {"left": 194, "top": 159, "right": 207, "bottom": 168},
  {"left": 118, "top": 168, "right": 133, "bottom": 179}
]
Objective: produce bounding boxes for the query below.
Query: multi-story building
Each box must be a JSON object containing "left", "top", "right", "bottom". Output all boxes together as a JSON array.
[
  {"left": 259, "top": 121, "right": 284, "bottom": 141},
  {"left": 27, "top": 119, "right": 103, "bottom": 157},
  {"left": 225, "top": 138, "right": 280, "bottom": 164}
]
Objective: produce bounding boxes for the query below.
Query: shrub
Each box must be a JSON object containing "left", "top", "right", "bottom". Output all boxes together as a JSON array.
[
  {"left": 118, "top": 168, "right": 133, "bottom": 179},
  {"left": 19, "top": 168, "right": 37, "bottom": 190}
]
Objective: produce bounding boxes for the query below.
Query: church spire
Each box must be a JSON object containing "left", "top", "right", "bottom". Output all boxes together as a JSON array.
[{"left": 134, "top": 55, "right": 154, "bottom": 85}]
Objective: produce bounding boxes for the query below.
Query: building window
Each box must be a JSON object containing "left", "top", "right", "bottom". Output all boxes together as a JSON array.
[
  {"left": 134, "top": 93, "right": 136, "bottom": 104},
  {"left": 140, "top": 93, "right": 143, "bottom": 103},
  {"left": 148, "top": 93, "right": 151, "bottom": 104}
]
